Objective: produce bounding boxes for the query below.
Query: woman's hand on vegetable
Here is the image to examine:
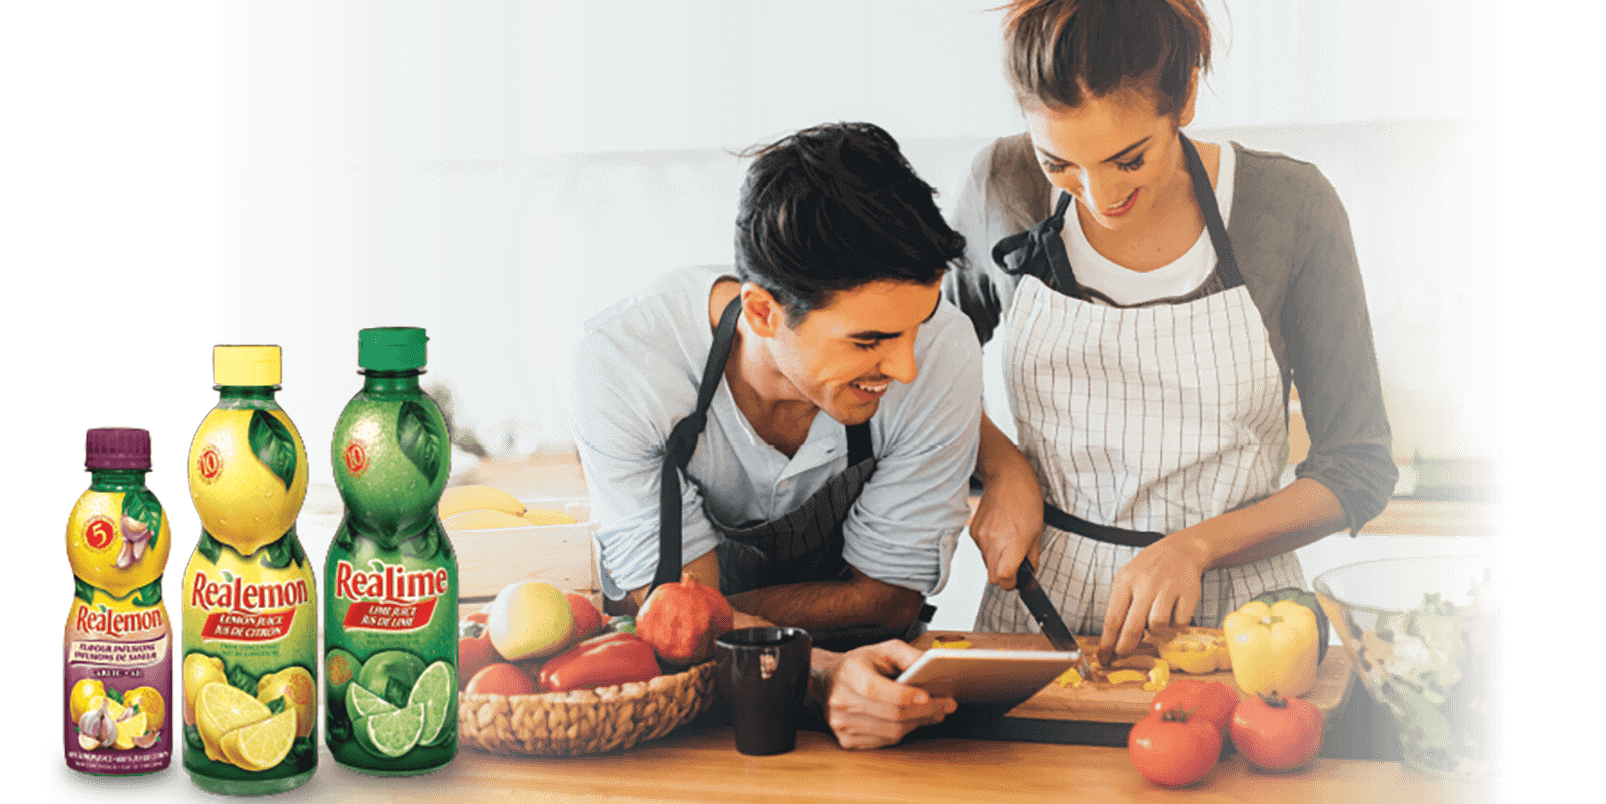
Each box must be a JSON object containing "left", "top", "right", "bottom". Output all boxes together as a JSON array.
[
  {"left": 812, "top": 641, "right": 957, "bottom": 750},
  {"left": 968, "top": 439, "right": 1043, "bottom": 589},
  {"left": 1098, "top": 532, "right": 1213, "bottom": 663}
]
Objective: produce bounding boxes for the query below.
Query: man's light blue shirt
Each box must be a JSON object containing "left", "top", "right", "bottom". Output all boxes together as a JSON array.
[{"left": 568, "top": 265, "right": 983, "bottom": 601}]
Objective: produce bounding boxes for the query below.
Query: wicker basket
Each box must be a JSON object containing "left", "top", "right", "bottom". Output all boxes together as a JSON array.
[{"left": 458, "top": 661, "right": 720, "bottom": 757}]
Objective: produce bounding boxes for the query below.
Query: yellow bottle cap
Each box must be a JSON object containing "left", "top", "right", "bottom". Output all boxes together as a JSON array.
[{"left": 213, "top": 345, "right": 282, "bottom": 386}]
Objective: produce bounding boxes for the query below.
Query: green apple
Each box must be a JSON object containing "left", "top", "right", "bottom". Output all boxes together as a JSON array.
[{"left": 487, "top": 581, "right": 576, "bottom": 661}]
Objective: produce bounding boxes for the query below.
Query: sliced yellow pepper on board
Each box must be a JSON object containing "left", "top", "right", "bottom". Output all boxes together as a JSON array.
[
  {"left": 931, "top": 639, "right": 972, "bottom": 650},
  {"left": 1106, "top": 669, "right": 1147, "bottom": 685},
  {"left": 1222, "top": 599, "right": 1318, "bottom": 697},
  {"left": 1153, "top": 629, "right": 1232, "bottom": 674},
  {"left": 1054, "top": 667, "right": 1085, "bottom": 689},
  {"left": 1142, "top": 660, "right": 1171, "bottom": 692}
]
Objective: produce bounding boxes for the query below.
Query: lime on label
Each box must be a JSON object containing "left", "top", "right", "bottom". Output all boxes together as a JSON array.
[
  {"left": 346, "top": 682, "right": 399, "bottom": 718},
  {"left": 407, "top": 661, "right": 456, "bottom": 747},
  {"left": 355, "top": 703, "right": 426, "bottom": 759}
]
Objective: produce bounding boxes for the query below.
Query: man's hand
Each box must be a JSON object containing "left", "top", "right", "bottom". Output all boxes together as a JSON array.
[{"left": 811, "top": 640, "right": 957, "bottom": 750}]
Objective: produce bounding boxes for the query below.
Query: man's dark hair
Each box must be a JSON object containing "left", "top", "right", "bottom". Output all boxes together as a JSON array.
[{"left": 733, "top": 122, "right": 966, "bottom": 325}]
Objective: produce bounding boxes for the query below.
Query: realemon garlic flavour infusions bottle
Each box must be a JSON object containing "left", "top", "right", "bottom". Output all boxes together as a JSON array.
[
  {"left": 324, "top": 326, "right": 457, "bottom": 775},
  {"left": 64, "top": 427, "right": 174, "bottom": 774},
  {"left": 181, "top": 345, "right": 318, "bottom": 794}
]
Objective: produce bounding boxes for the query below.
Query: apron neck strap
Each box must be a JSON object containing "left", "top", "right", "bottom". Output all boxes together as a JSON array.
[
  {"left": 651, "top": 295, "right": 743, "bottom": 593},
  {"left": 1179, "top": 134, "right": 1244, "bottom": 289}
]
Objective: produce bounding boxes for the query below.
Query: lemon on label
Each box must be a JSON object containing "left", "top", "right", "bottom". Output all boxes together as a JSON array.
[
  {"left": 124, "top": 686, "right": 166, "bottom": 732},
  {"left": 70, "top": 679, "right": 105, "bottom": 724},
  {"left": 196, "top": 682, "right": 271, "bottom": 762},
  {"left": 220, "top": 710, "right": 297, "bottom": 771},
  {"left": 407, "top": 661, "right": 456, "bottom": 747},
  {"left": 66, "top": 492, "right": 174, "bottom": 597},
  {"left": 113, "top": 711, "right": 148, "bottom": 751},
  {"left": 354, "top": 703, "right": 425, "bottom": 759},
  {"left": 183, "top": 653, "right": 227, "bottom": 726},
  {"left": 257, "top": 666, "right": 316, "bottom": 739},
  {"left": 188, "top": 408, "right": 309, "bottom": 556}
]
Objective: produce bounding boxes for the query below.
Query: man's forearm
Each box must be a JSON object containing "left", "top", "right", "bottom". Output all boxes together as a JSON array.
[{"left": 727, "top": 568, "right": 925, "bottom": 645}]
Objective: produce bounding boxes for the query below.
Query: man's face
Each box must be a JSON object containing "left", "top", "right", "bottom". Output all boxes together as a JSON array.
[{"left": 767, "top": 279, "right": 943, "bottom": 426}]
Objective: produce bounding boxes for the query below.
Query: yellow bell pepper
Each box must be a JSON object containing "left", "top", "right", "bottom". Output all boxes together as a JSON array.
[
  {"left": 1142, "top": 660, "right": 1171, "bottom": 692},
  {"left": 1222, "top": 599, "right": 1318, "bottom": 697},
  {"left": 1152, "top": 629, "right": 1232, "bottom": 675}
]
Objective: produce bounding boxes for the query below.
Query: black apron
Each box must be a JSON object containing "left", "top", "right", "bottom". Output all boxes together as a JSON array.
[
  {"left": 652, "top": 296, "right": 926, "bottom": 648},
  {"left": 987, "top": 134, "right": 1245, "bottom": 549}
]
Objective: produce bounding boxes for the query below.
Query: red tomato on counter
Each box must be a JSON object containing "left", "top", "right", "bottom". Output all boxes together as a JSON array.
[
  {"left": 1230, "top": 692, "right": 1324, "bottom": 771},
  {"left": 459, "top": 614, "right": 503, "bottom": 689},
  {"left": 1150, "top": 679, "right": 1239, "bottom": 736},
  {"left": 1128, "top": 707, "right": 1221, "bottom": 787},
  {"left": 537, "top": 632, "right": 661, "bottom": 693}
]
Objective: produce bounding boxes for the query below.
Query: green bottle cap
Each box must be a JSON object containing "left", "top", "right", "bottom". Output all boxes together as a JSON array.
[{"left": 358, "top": 327, "right": 429, "bottom": 371}]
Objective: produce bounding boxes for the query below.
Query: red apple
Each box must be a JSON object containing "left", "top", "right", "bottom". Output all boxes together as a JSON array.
[
  {"left": 458, "top": 615, "right": 503, "bottom": 689},
  {"left": 465, "top": 662, "right": 537, "bottom": 696}
]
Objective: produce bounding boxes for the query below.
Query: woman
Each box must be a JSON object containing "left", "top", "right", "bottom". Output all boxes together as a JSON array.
[{"left": 946, "top": 0, "right": 1397, "bottom": 662}]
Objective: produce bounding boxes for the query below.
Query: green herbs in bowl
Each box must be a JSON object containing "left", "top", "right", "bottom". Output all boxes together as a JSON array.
[{"left": 1312, "top": 555, "right": 1492, "bottom": 781}]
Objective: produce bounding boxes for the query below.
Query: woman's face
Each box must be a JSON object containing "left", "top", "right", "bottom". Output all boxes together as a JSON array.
[{"left": 1022, "top": 89, "right": 1192, "bottom": 233}]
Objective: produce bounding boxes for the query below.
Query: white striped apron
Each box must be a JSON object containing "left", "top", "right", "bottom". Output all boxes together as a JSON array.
[{"left": 976, "top": 135, "right": 1304, "bottom": 635}]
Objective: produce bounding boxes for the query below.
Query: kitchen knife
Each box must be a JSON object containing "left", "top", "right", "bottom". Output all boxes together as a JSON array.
[{"left": 1015, "top": 558, "right": 1096, "bottom": 681}]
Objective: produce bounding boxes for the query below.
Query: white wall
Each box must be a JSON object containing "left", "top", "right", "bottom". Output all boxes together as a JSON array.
[{"left": 206, "top": 0, "right": 1505, "bottom": 485}]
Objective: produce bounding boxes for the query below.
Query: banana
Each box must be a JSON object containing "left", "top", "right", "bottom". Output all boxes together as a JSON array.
[
  {"left": 442, "top": 508, "right": 533, "bottom": 530},
  {"left": 522, "top": 509, "right": 577, "bottom": 526},
  {"left": 438, "top": 485, "right": 526, "bottom": 519}
]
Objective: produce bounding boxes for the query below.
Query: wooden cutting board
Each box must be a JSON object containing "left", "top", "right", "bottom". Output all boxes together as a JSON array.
[{"left": 911, "top": 630, "right": 1354, "bottom": 725}]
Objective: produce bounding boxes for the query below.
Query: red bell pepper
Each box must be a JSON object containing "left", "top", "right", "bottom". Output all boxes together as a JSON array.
[{"left": 537, "top": 632, "right": 662, "bottom": 693}]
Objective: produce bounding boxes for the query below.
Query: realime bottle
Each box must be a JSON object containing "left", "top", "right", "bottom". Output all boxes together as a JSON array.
[{"left": 323, "top": 327, "right": 458, "bottom": 774}]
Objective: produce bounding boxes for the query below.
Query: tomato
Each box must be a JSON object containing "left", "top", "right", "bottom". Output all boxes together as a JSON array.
[
  {"left": 565, "top": 592, "right": 606, "bottom": 640},
  {"left": 1127, "top": 707, "right": 1221, "bottom": 787},
  {"left": 459, "top": 634, "right": 503, "bottom": 689},
  {"left": 537, "top": 632, "right": 661, "bottom": 693},
  {"left": 1230, "top": 692, "right": 1324, "bottom": 771},
  {"left": 1150, "top": 678, "right": 1239, "bottom": 735},
  {"left": 465, "top": 662, "right": 538, "bottom": 696}
]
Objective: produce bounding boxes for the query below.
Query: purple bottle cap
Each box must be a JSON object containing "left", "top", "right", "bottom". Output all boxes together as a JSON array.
[{"left": 85, "top": 428, "right": 152, "bottom": 470}]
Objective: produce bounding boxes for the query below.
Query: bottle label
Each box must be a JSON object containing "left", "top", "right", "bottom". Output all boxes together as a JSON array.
[
  {"left": 181, "top": 535, "right": 318, "bottom": 785},
  {"left": 65, "top": 586, "right": 173, "bottom": 775},
  {"left": 323, "top": 521, "right": 458, "bottom": 772}
]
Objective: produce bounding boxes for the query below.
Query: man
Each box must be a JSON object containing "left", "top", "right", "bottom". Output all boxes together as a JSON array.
[{"left": 568, "top": 122, "right": 982, "bottom": 749}]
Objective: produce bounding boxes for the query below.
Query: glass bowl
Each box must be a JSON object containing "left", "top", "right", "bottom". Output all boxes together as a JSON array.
[{"left": 1312, "top": 555, "right": 1493, "bottom": 781}]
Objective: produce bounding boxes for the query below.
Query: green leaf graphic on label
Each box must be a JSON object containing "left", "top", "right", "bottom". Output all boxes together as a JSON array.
[
  {"left": 131, "top": 576, "right": 163, "bottom": 606},
  {"left": 227, "top": 664, "right": 259, "bottom": 696},
  {"left": 267, "top": 696, "right": 288, "bottom": 715},
  {"left": 197, "top": 529, "right": 223, "bottom": 564},
  {"left": 121, "top": 487, "right": 163, "bottom": 550},
  {"left": 185, "top": 724, "right": 205, "bottom": 754},
  {"left": 396, "top": 399, "right": 445, "bottom": 482},
  {"left": 74, "top": 577, "right": 96, "bottom": 604},
  {"left": 257, "top": 527, "right": 306, "bottom": 570},
  {"left": 400, "top": 522, "right": 442, "bottom": 561},
  {"left": 332, "top": 520, "right": 356, "bottom": 553},
  {"left": 105, "top": 686, "right": 125, "bottom": 705},
  {"left": 249, "top": 409, "right": 299, "bottom": 491}
]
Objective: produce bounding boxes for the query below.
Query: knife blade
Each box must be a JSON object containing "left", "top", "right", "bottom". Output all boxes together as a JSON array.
[{"left": 1015, "top": 558, "right": 1096, "bottom": 680}]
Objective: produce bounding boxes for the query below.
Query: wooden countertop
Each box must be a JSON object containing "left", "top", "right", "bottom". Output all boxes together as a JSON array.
[{"left": 287, "top": 726, "right": 1488, "bottom": 804}]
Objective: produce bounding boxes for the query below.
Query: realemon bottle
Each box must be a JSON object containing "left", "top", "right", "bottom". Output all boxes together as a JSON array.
[
  {"left": 64, "top": 427, "right": 174, "bottom": 775},
  {"left": 180, "top": 345, "right": 318, "bottom": 795}
]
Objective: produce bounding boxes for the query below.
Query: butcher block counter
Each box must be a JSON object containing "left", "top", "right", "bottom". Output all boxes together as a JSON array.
[{"left": 241, "top": 724, "right": 1487, "bottom": 804}]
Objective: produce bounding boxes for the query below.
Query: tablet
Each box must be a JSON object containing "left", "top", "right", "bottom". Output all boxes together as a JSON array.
[{"left": 895, "top": 648, "right": 1081, "bottom": 705}]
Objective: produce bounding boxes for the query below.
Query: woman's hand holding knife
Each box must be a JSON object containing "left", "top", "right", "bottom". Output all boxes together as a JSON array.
[{"left": 969, "top": 411, "right": 1043, "bottom": 589}]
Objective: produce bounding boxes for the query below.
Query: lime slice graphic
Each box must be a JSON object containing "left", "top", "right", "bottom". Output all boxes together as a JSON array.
[
  {"left": 358, "top": 650, "right": 426, "bottom": 708},
  {"left": 407, "top": 661, "right": 456, "bottom": 747},
  {"left": 355, "top": 703, "right": 425, "bottom": 758},
  {"left": 346, "top": 681, "right": 398, "bottom": 718}
]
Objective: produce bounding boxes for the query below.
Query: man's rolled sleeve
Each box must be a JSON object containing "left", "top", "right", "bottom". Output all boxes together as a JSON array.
[{"left": 841, "top": 308, "right": 984, "bottom": 595}]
